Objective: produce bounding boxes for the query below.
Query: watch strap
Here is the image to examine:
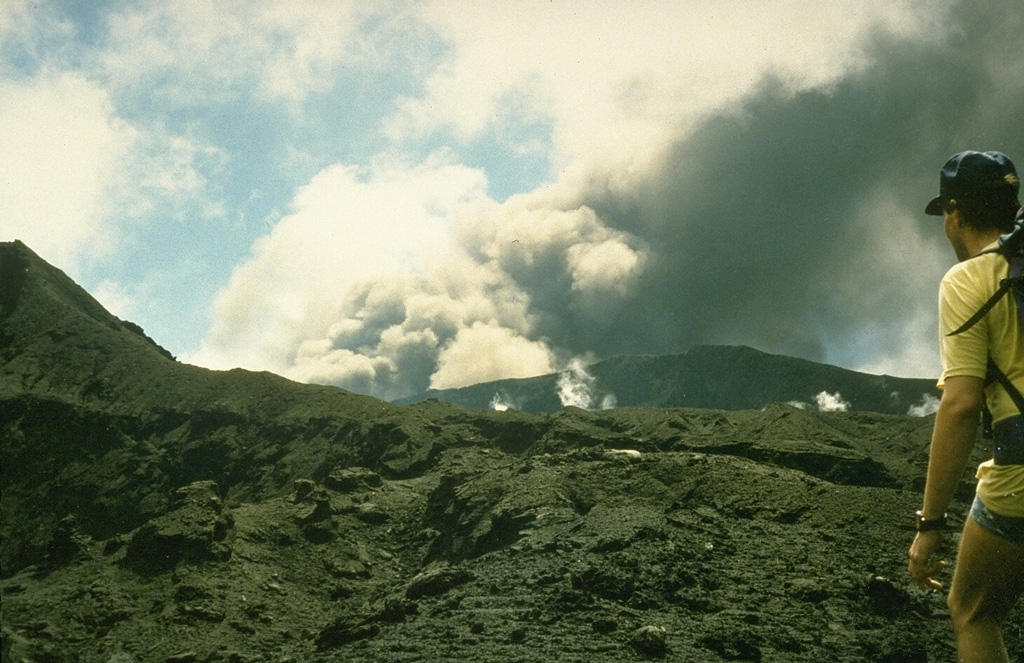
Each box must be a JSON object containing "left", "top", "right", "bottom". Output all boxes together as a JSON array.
[{"left": 915, "top": 510, "right": 947, "bottom": 532}]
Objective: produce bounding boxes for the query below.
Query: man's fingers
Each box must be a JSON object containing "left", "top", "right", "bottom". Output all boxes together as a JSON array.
[
  {"left": 908, "top": 557, "right": 947, "bottom": 591},
  {"left": 910, "top": 571, "right": 943, "bottom": 591}
]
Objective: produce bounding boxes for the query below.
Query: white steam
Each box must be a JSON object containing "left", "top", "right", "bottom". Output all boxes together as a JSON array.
[
  {"left": 556, "top": 358, "right": 617, "bottom": 410},
  {"left": 815, "top": 391, "right": 851, "bottom": 412},
  {"left": 489, "top": 392, "right": 518, "bottom": 412},
  {"left": 907, "top": 393, "right": 940, "bottom": 417},
  {"left": 789, "top": 391, "right": 851, "bottom": 412},
  {"left": 557, "top": 359, "right": 594, "bottom": 409}
]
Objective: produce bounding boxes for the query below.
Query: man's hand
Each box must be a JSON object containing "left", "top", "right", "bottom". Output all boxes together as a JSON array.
[{"left": 908, "top": 530, "right": 946, "bottom": 590}]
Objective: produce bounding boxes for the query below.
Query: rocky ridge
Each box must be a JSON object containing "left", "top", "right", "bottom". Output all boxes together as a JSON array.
[{"left": 394, "top": 346, "right": 941, "bottom": 416}]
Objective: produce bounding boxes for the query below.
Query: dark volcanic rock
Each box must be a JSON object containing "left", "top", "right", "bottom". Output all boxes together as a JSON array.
[
  {"left": 631, "top": 624, "right": 668, "bottom": 658},
  {"left": 2, "top": 240, "right": 1021, "bottom": 662},
  {"left": 123, "top": 481, "right": 232, "bottom": 574},
  {"left": 405, "top": 564, "right": 474, "bottom": 599},
  {"left": 323, "top": 466, "right": 383, "bottom": 492},
  {"left": 315, "top": 618, "right": 381, "bottom": 650}
]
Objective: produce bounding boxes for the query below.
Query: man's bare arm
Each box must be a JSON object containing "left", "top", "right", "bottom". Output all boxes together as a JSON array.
[{"left": 908, "top": 375, "right": 984, "bottom": 590}]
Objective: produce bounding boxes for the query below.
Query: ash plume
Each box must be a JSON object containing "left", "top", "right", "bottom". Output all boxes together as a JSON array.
[{"left": 191, "top": 0, "right": 1023, "bottom": 401}]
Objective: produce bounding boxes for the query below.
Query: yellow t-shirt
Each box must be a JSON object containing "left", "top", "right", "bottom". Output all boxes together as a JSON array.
[{"left": 938, "top": 242, "right": 1024, "bottom": 517}]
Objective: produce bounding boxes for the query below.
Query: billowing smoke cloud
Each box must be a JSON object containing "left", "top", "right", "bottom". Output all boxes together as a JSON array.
[
  {"left": 191, "top": 0, "right": 1023, "bottom": 401},
  {"left": 511, "top": 0, "right": 1022, "bottom": 379},
  {"left": 431, "top": 321, "right": 555, "bottom": 390},
  {"left": 572, "top": 0, "right": 1024, "bottom": 375},
  {"left": 192, "top": 170, "right": 648, "bottom": 400}
]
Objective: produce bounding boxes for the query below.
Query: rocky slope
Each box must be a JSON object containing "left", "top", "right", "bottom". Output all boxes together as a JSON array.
[
  {"left": 1, "top": 240, "right": 1020, "bottom": 663},
  {"left": 394, "top": 346, "right": 941, "bottom": 416}
]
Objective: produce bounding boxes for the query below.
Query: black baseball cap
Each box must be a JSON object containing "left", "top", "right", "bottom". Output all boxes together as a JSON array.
[{"left": 925, "top": 150, "right": 1020, "bottom": 215}]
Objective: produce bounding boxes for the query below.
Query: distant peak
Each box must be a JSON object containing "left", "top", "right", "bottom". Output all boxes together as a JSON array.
[{"left": 0, "top": 240, "right": 175, "bottom": 362}]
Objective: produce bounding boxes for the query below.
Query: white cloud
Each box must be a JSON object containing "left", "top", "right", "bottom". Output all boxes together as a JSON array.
[
  {"left": 0, "top": 72, "right": 132, "bottom": 269},
  {"left": 90, "top": 279, "right": 134, "bottom": 320},
  {"left": 188, "top": 147, "right": 655, "bottom": 397},
  {"left": 388, "top": 0, "right": 939, "bottom": 182},
  {"left": 4, "top": 0, "right": 982, "bottom": 400},
  {"left": 186, "top": 153, "right": 491, "bottom": 376},
  {"left": 101, "top": 0, "right": 381, "bottom": 105},
  {"left": 0, "top": 69, "right": 231, "bottom": 276},
  {"left": 290, "top": 344, "right": 397, "bottom": 394},
  {"left": 257, "top": 2, "right": 369, "bottom": 101},
  {"left": 0, "top": 0, "right": 34, "bottom": 40},
  {"left": 0, "top": 0, "right": 78, "bottom": 58},
  {"left": 453, "top": 196, "right": 645, "bottom": 291}
]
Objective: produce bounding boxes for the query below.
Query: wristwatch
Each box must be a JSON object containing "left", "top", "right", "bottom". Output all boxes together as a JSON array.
[{"left": 915, "top": 510, "right": 947, "bottom": 532}]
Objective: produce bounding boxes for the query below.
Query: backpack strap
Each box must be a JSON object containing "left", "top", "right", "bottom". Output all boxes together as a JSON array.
[
  {"left": 946, "top": 216, "right": 1024, "bottom": 334},
  {"left": 947, "top": 213, "right": 1024, "bottom": 431},
  {"left": 1008, "top": 250, "right": 1024, "bottom": 330},
  {"left": 982, "top": 358, "right": 1024, "bottom": 437},
  {"left": 947, "top": 275, "right": 1015, "bottom": 336},
  {"left": 987, "top": 360, "right": 1024, "bottom": 411}
]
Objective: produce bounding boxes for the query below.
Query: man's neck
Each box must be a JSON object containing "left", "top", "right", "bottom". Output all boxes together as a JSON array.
[{"left": 963, "top": 228, "right": 1004, "bottom": 258}]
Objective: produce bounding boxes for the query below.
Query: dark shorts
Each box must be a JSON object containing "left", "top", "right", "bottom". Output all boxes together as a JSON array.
[{"left": 970, "top": 495, "right": 1024, "bottom": 544}]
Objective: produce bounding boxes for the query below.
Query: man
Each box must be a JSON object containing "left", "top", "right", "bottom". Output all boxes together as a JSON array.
[{"left": 908, "top": 150, "right": 1024, "bottom": 663}]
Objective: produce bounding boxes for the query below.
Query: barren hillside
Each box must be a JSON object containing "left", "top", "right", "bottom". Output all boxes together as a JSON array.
[{"left": 2, "top": 240, "right": 1017, "bottom": 663}]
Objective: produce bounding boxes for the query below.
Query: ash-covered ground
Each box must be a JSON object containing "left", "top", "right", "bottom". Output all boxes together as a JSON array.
[
  {"left": 6, "top": 404, "right": 1020, "bottom": 663},
  {"left": 2, "top": 239, "right": 1021, "bottom": 662}
]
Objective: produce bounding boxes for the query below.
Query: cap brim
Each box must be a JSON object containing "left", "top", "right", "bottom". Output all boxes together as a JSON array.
[{"left": 925, "top": 196, "right": 944, "bottom": 216}]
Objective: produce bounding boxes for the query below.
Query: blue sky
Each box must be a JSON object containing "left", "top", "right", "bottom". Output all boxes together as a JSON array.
[{"left": 2, "top": 0, "right": 1023, "bottom": 402}]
